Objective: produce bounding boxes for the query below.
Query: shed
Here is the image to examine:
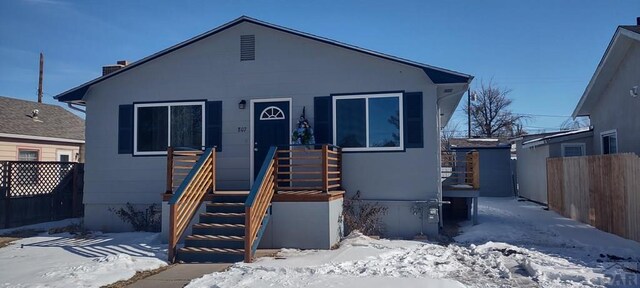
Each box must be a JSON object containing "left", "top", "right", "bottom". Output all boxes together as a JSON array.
[{"left": 451, "top": 146, "right": 514, "bottom": 197}]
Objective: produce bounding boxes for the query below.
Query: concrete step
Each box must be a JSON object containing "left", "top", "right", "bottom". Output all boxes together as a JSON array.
[
  {"left": 199, "top": 212, "right": 245, "bottom": 224},
  {"left": 176, "top": 247, "right": 244, "bottom": 263},
  {"left": 210, "top": 191, "right": 249, "bottom": 204},
  {"left": 185, "top": 234, "right": 244, "bottom": 249},
  {"left": 206, "top": 202, "right": 245, "bottom": 213},
  {"left": 192, "top": 223, "right": 245, "bottom": 236}
]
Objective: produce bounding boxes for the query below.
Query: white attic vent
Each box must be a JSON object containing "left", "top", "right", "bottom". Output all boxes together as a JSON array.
[{"left": 240, "top": 35, "right": 255, "bottom": 61}]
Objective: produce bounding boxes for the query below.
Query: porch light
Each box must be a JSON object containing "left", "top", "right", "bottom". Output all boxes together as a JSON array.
[{"left": 239, "top": 100, "right": 247, "bottom": 109}]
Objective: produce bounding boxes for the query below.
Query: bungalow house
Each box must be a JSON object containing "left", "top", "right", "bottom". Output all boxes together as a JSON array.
[
  {"left": 572, "top": 20, "right": 640, "bottom": 154},
  {"left": 0, "top": 96, "right": 84, "bottom": 162},
  {"left": 55, "top": 16, "right": 473, "bottom": 263},
  {"left": 514, "top": 18, "right": 640, "bottom": 204}
]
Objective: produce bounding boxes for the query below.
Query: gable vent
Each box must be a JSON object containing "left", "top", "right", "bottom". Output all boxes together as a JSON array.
[{"left": 240, "top": 35, "right": 255, "bottom": 61}]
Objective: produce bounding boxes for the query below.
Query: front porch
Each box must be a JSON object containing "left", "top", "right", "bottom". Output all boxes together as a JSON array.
[
  {"left": 441, "top": 150, "right": 480, "bottom": 224},
  {"left": 161, "top": 144, "right": 344, "bottom": 263}
]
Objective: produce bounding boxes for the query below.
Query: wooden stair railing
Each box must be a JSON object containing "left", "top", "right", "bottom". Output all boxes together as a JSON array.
[
  {"left": 167, "top": 147, "right": 216, "bottom": 262},
  {"left": 166, "top": 147, "right": 205, "bottom": 194},
  {"left": 244, "top": 146, "right": 277, "bottom": 263}
]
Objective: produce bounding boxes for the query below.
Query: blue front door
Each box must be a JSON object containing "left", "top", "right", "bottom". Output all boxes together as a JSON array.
[{"left": 253, "top": 101, "right": 290, "bottom": 179}]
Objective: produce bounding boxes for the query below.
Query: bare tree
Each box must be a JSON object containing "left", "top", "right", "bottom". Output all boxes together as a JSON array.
[
  {"left": 441, "top": 122, "right": 459, "bottom": 150},
  {"left": 560, "top": 117, "right": 590, "bottom": 131},
  {"left": 464, "top": 81, "right": 527, "bottom": 137}
]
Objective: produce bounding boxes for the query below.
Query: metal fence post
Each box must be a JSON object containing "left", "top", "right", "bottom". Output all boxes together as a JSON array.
[
  {"left": 3, "top": 163, "right": 11, "bottom": 228},
  {"left": 72, "top": 163, "right": 78, "bottom": 217}
]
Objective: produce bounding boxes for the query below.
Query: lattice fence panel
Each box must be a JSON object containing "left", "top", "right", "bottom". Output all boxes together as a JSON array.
[{"left": 3, "top": 162, "right": 75, "bottom": 198}]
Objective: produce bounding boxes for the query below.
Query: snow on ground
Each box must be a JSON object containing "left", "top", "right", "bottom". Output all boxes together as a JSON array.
[
  {"left": 0, "top": 221, "right": 167, "bottom": 288},
  {"left": 0, "top": 218, "right": 81, "bottom": 235},
  {"left": 188, "top": 197, "right": 640, "bottom": 288}
]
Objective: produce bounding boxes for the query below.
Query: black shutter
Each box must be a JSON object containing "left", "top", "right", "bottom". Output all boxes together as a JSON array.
[
  {"left": 314, "top": 96, "right": 332, "bottom": 145},
  {"left": 118, "top": 104, "right": 134, "bottom": 154},
  {"left": 206, "top": 101, "right": 223, "bottom": 151},
  {"left": 403, "top": 92, "right": 423, "bottom": 148}
]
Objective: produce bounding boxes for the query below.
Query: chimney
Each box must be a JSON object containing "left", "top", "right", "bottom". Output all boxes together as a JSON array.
[{"left": 102, "top": 60, "right": 128, "bottom": 76}]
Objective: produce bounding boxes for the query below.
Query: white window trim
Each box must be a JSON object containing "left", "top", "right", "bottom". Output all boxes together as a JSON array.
[
  {"left": 561, "top": 143, "right": 586, "bottom": 157},
  {"left": 133, "top": 101, "right": 206, "bottom": 156},
  {"left": 600, "top": 129, "right": 618, "bottom": 155},
  {"left": 18, "top": 149, "right": 40, "bottom": 161},
  {"left": 259, "top": 106, "right": 286, "bottom": 120},
  {"left": 332, "top": 92, "right": 404, "bottom": 152},
  {"left": 56, "top": 150, "right": 74, "bottom": 162}
]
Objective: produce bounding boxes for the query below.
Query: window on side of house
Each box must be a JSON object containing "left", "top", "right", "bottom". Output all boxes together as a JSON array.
[
  {"left": 332, "top": 93, "right": 403, "bottom": 152},
  {"left": 561, "top": 143, "right": 585, "bottom": 157},
  {"left": 18, "top": 149, "right": 39, "bottom": 161},
  {"left": 17, "top": 149, "right": 39, "bottom": 184},
  {"left": 134, "top": 102, "right": 205, "bottom": 155},
  {"left": 601, "top": 130, "right": 617, "bottom": 155}
]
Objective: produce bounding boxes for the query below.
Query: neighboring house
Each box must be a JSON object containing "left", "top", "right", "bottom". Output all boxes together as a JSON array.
[
  {"left": 0, "top": 96, "right": 84, "bottom": 162},
  {"left": 572, "top": 21, "right": 640, "bottom": 155},
  {"left": 514, "top": 19, "right": 640, "bottom": 204},
  {"left": 55, "top": 16, "right": 472, "bottom": 262},
  {"left": 512, "top": 128, "right": 593, "bottom": 204}
]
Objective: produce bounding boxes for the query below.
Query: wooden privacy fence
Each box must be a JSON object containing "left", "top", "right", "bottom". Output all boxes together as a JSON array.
[
  {"left": 0, "top": 161, "right": 84, "bottom": 228},
  {"left": 547, "top": 153, "right": 640, "bottom": 243}
]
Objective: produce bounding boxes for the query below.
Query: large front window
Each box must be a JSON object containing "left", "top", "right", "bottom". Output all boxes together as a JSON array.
[
  {"left": 134, "top": 102, "right": 204, "bottom": 155},
  {"left": 333, "top": 93, "right": 403, "bottom": 151}
]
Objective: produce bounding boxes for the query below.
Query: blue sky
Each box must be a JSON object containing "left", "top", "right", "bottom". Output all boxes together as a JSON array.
[{"left": 1, "top": 0, "right": 638, "bottom": 134}]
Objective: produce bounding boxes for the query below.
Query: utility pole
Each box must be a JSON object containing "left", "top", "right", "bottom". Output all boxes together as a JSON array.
[
  {"left": 37, "top": 52, "right": 44, "bottom": 103},
  {"left": 467, "top": 88, "right": 471, "bottom": 138}
]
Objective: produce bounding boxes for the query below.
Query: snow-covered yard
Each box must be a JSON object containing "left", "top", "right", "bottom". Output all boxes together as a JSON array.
[
  {"left": 0, "top": 219, "right": 167, "bottom": 288},
  {"left": 187, "top": 197, "right": 640, "bottom": 288},
  {"left": 1, "top": 198, "right": 639, "bottom": 287}
]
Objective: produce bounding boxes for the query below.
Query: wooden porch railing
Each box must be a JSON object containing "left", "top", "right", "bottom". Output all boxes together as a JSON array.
[
  {"left": 244, "top": 144, "right": 342, "bottom": 262},
  {"left": 275, "top": 144, "right": 343, "bottom": 193},
  {"left": 166, "top": 147, "right": 205, "bottom": 194},
  {"left": 244, "top": 146, "right": 277, "bottom": 263},
  {"left": 441, "top": 150, "right": 480, "bottom": 189},
  {"left": 167, "top": 147, "right": 216, "bottom": 262}
]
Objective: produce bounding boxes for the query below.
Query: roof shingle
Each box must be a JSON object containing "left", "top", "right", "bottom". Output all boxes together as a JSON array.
[{"left": 0, "top": 96, "right": 85, "bottom": 141}]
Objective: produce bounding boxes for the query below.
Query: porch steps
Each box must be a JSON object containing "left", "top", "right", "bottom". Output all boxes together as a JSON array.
[{"left": 176, "top": 192, "right": 266, "bottom": 263}]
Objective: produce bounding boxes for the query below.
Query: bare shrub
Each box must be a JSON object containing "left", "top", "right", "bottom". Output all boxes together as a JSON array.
[
  {"left": 110, "top": 203, "right": 161, "bottom": 232},
  {"left": 342, "top": 190, "right": 388, "bottom": 236}
]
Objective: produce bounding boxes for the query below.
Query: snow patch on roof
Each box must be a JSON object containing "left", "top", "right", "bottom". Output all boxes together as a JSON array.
[{"left": 522, "top": 127, "right": 591, "bottom": 146}]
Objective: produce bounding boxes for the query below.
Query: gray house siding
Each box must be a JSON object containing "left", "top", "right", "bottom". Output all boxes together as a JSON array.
[
  {"left": 589, "top": 44, "right": 640, "bottom": 156},
  {"left": 82, "top": 21, "right": 444, "bottom": 237},
  {"left": 547, "top": 136, "right": 594, "bottom": 158}
]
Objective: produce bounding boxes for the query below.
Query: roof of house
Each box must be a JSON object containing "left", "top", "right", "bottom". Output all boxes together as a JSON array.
[
  {"left": 521, "top": 127, "right": 592, "bottom": 147},
  {"left": 572, "top": 24, "right": 640, "bottom": 117},
  {"left": 448, "top": 138, "right": 511, "bottom": 149},
  {"left": 0, "top": 96, "right": 85, "bottom": 142},
  {"left": 621, "top": 25, "right": 640, "bottom": 34},
  {"left": 55, "top": 16, "right": 473, "bottom": 103}
]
